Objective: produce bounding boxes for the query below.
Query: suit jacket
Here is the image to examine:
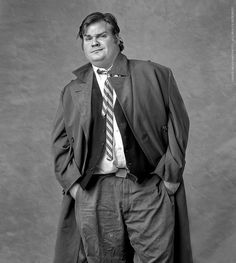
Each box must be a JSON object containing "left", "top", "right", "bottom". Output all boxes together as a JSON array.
[{"left": 51, "top": 53, "right": 193, "bottom": 263}]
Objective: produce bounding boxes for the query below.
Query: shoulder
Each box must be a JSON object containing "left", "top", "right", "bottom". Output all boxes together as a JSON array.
[
  {"left": 61, "top": 80, "right": 74, "bottom": 96},
  {"left": 60, "top": 76, "right": 76, "bottom": 94},
  {"left": 128, "top": 58, "right": 172, "bottom": 82},
  {"left": 72, "top": 62, "right": 91, "bottom": 78},
  {"left": 129, "top": 59, "right": 171, "bottom": 75},
  {"left": 61, "top": 63, "right": 92, "bottom": 96}
]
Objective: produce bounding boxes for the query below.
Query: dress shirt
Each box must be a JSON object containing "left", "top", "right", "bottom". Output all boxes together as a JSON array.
[{"left": 92, "top": 65, "right": 127, "bottom": 174}]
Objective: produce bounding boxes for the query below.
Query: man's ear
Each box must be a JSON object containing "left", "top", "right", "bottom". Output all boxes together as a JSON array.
[{"left": 115, "top": 34, "right": 122, "bottom": 44}]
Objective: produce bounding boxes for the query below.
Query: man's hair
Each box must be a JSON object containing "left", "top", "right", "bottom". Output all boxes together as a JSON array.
[{"left": 77, "top": 12, "right": 124, "bottom": 51}]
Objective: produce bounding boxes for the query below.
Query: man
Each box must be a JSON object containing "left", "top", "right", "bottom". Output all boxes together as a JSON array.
[{"left": 51, "top": 12, "right": 193, "bottom": 263}]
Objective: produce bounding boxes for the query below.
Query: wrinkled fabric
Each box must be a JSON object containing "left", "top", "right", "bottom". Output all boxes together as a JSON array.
[
  {"left": 52, "top": 54, "right": 192, "bottom": 263},
  {"left": 75, "top": 174, "right": 175, "bottom": 263}
]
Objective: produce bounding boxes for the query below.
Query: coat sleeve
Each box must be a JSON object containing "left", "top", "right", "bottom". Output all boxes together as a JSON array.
[
  {"left": 51, "top": 90, "right": 82, "bottom": 194},
  {"left": 154, "top": 69, "right": 190, "bottom": 183}
]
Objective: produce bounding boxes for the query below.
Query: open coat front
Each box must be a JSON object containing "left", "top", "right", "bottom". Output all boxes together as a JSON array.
[{"left": 51, "top": 53, "right": 193, "bottom": 263}]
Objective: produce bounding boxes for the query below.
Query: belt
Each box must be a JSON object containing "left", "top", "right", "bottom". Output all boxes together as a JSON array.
[
  {"left": 115, "top": 168, "right": 138, "bottom": 183},
  {"left": 93, "top": 169, "right": 138, "bottom": 183}
]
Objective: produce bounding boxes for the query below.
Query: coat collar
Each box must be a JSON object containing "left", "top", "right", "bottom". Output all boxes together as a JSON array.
[
  {"left": 109, "top": 52, "right": 130, "bottom": 77},
  {"left": 72, "top": 63, "right": 92, "bottom": 83}
]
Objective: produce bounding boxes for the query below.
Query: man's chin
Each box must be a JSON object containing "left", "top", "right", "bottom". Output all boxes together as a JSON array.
[
  {"left": 91, "top": 56, "right": 104, "bottom": 61},
  {"left": 90, "top": 58, "right": 108, "bottom": 68}
]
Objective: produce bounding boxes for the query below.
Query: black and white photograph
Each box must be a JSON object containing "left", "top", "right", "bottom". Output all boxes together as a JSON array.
[{"left": 0, "top": 1, "right": 235, "bottom": 262}]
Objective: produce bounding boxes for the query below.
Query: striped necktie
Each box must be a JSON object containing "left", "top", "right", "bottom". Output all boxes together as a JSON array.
[{"left": 97, "top": 69, "right": 114, "bottom": 161}]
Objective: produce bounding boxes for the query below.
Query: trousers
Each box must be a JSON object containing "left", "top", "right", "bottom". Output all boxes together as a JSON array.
[{"left": 75, "top": 174, "right": 175, "bottom": 263}]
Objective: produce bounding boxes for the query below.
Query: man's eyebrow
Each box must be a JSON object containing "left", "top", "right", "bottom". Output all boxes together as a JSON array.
[{"left": 84, "top": 31, "right": 108, "bottom": 38}]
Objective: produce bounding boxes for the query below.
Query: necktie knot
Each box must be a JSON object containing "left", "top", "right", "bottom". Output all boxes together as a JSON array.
[{"left": 97, "top": 69, "right": 108, "bottom": 75}]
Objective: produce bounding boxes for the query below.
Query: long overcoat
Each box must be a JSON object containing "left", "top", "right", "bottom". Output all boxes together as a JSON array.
[{"left": 51, "top": 53, "right": 193, "bottom": 263}]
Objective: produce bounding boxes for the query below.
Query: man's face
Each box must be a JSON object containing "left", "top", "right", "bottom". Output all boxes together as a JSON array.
[{"left": 82, "top": 21, "right": 120, "bottom": 69}]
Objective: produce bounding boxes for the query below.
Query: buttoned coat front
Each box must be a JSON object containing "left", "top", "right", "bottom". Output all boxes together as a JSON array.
[{"left": 51, "top": 53, "right": 193, "bottom": 263}]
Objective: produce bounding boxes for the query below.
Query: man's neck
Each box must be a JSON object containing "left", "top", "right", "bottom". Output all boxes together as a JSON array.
[{"left": 92, "top": 51, "right": 120, "bottom": 70}]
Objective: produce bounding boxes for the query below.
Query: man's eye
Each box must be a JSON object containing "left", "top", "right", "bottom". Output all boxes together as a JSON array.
[
  {"left": 84, "top": 37, "right": 92, "bottom": 41},
  {"left": 100, "top": 34, "right": 107, "bottom": 38}
]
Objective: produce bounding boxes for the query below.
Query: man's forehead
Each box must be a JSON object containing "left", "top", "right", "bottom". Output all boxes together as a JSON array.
[{"left": 83, "top": 21, "right": 112, "bottom": 36}]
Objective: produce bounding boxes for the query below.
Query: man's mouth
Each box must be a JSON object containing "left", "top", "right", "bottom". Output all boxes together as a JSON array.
[{"left": 91, "top": 48, "right": 103, "bottom": 53}]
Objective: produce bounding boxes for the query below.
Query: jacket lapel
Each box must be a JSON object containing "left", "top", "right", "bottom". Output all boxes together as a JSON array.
[
  {"left": 108, "top": 53, "right": 132, "bottom": 118},
  {"left": 71, "top": 64, "right": 93, "bottom": 141}
]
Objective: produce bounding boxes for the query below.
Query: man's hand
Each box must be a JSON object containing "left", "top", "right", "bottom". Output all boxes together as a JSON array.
[{"left": 69, "top": 183, "right": 79, "bottom": 200}]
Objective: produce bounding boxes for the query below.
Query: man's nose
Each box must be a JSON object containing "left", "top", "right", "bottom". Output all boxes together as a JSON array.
[{"left": 91, "top": 37, "right": 100, "bottom": 47}]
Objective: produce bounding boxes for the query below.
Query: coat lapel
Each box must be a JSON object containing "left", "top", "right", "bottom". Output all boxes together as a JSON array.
[
  {"left": 108, "top": 53, "right": 133, "bottom": 120},
  {"left": 71, "top": 64, "right": 93, "bottom": 141}
]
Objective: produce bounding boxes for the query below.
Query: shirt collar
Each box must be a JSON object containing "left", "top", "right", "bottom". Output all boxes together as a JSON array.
[{"left": 92, "top": 65, "right": 113, "bottom": 75}]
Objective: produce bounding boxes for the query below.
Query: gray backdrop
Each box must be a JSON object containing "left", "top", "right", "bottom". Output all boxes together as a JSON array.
[{"left": 1, "top": 0, "right": 235, "bottom": 262}]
